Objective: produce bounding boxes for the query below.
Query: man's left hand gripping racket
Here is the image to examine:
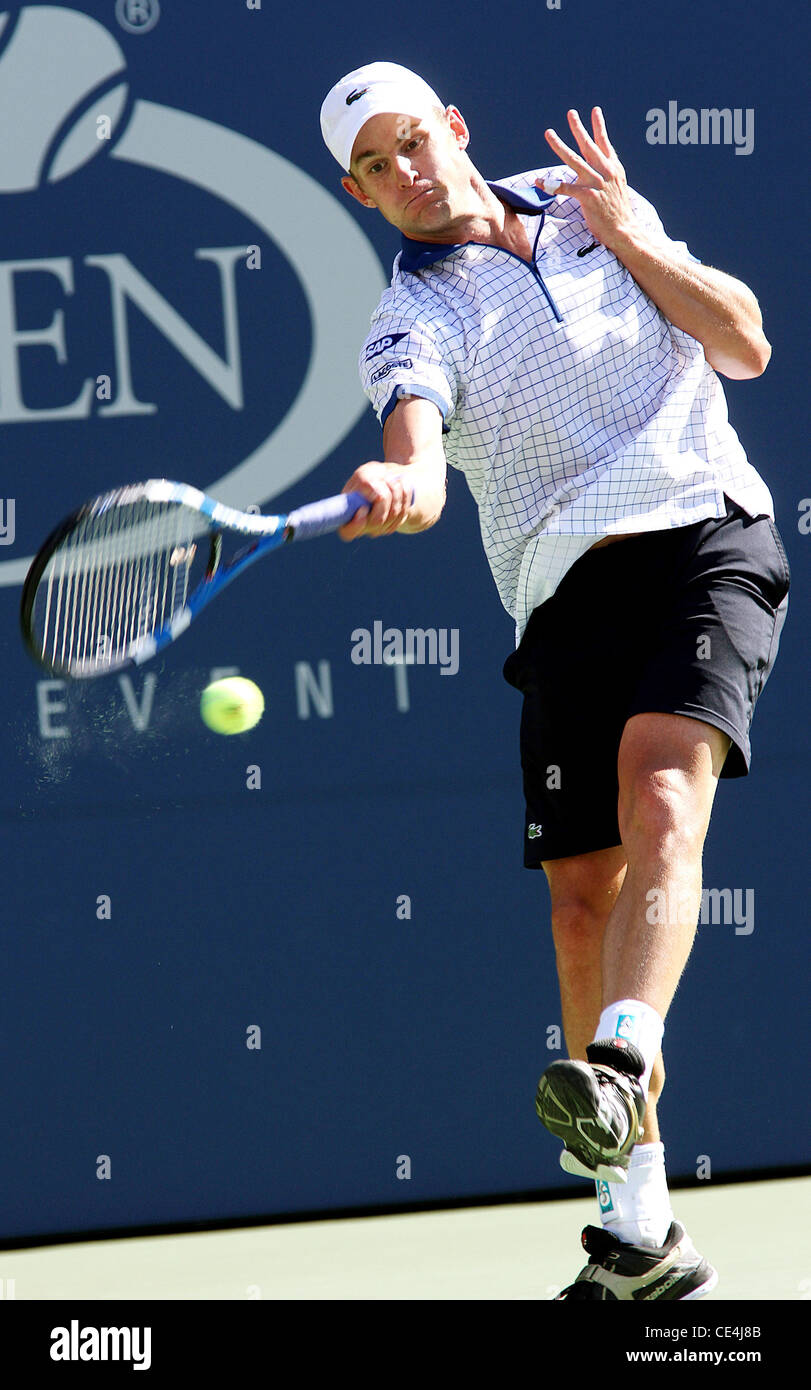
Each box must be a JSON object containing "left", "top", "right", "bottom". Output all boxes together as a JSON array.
[{"left": 20, "top": 479, "right": 393, "bottom": 679}]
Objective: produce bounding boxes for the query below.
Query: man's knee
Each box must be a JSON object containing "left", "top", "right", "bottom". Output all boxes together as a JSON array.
[
  {"left": 618, "top": 768, "right": 706, "bottom": 861},
  {"left": 544, "top": 846, "right": 627, "bottom": 967},
  {"left": 617, "top": 713, "right": 729, "bottom": 861},
  {"left": 550, "top": 895, "right": 607, "bottom": 956}
]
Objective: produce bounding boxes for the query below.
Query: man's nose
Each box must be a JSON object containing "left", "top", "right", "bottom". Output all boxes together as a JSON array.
[{"left": 393, "top": 156, "right": 417, "bottom": 185}]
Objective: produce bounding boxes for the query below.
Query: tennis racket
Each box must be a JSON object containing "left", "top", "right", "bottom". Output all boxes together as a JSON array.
[{"left": 20, "top": 479, "right": 392, "bottom": 679}]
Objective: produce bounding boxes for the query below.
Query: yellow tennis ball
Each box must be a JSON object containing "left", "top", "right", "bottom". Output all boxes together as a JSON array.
[{"left": 200, "top": 677, "right": 264, "bottom": 735}]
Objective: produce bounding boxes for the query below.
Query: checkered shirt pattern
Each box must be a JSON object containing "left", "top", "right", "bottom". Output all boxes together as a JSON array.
[{"left": 359, "top": 166, "right": 775, "bottom": 643}]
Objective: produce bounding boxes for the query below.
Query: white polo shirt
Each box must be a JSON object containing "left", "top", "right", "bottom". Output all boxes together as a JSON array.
[{"left": 359, "top": 166, "right": 775, "bottom": 643}]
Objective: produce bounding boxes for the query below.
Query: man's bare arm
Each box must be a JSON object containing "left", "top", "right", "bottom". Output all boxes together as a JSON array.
[
  {"left": 541, "top": 107, "right": 771, "bottom": 379},
  {"left": 596, "top": 229, "right": 770, "bottom": 380},
  {"left": 339, "top": 395, "right": 447, "bottom": 540}
]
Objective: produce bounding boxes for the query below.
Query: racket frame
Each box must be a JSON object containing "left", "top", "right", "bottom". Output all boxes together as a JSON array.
[{"left": 20, "top": 479, "right": 367, "bottom": 679}]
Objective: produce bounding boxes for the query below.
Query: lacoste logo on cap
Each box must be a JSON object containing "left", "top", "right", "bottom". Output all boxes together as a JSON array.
[{"left": 346, "top": 88, "right": 369, "bottom": 105}]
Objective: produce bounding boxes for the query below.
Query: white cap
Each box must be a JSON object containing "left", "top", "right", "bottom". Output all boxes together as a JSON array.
[{"left": 320, "top": 61, "right": 445, "bottom": 173}]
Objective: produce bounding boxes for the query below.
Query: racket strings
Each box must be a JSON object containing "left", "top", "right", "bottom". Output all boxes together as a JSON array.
[{"left": 36, "top": 500, "right": 208, "bottom": 674}]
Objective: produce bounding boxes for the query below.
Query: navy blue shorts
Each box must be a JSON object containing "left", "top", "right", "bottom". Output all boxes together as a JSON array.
[{"left": 502, "top": 497, "right": 791, "bottom": 866}]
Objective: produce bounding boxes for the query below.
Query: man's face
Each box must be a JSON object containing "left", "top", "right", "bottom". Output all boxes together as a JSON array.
[{"left": 341, "top": 106, "right": 470, "bottom": 238}]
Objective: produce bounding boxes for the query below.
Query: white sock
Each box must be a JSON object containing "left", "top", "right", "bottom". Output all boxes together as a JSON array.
[
  {"left": 596, "top": 1142, "right": 674, "bottom": 1247},
  {"left": 594, "top": 999, "right": 664, "bottom": 1097}
]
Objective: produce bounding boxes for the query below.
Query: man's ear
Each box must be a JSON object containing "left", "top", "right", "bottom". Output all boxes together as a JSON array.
[
  {"left": 445, "top": 106, "right": 470, "bottom": 151},
  {"left": 341, "top": 173, "right": 377, "bottom": 209}
]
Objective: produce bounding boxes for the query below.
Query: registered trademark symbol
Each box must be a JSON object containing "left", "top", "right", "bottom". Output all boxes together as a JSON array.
[{"left": 115, "top": 0, "right": 161, "bottom": 35}]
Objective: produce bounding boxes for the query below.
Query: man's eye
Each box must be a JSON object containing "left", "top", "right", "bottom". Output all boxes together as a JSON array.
[{"left": 369, "top": 162, "right": 383, "bottom": 175}]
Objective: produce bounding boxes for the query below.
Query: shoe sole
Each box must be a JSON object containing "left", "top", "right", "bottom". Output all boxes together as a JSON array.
[
  {"left": 554, "top": 1221, "right": 719, "bottom": 1302},
  {"left": 679, "top": 1268, "right": 719, "bottom": 1300},
  {"left": 559, "top": 1148, "right": 630, "bottom": 1184},
  {"left": 555, "top": 1268, "right": 719, "bottom": 1301},
  {"left": 537, "top": 1061, "right": 639, "bottom": 1181}
]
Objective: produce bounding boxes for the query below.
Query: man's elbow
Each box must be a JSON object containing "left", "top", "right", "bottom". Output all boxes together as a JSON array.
[
  {"left": 740, "top": 331, "right": 772, "bottom": 377},
  {"left": 752, "top": 333, "right": 772, "bottom": 375},
  {"left": 710, "top": 333, "right": 771, "bottom": 380}
]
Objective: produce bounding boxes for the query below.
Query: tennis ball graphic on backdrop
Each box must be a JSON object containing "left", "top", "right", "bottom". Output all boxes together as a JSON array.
[
  {"left": 0, "top": 6, "right": 129, "bottom": 192},
  {"left": 201, "top": 678, "right": 265, "bottom": 736}
]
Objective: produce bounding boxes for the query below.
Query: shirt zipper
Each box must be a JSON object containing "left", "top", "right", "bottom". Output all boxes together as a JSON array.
[
  {"left": 530, "top": 210, "right": 563, "bottom": 322},
  {"left": 483, "top": 210, "right": 564, "bottom": 322}
]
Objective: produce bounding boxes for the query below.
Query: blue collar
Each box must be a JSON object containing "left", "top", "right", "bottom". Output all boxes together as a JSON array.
[{"left": 399, "top": 179, "right": 555, "bottom": 272}]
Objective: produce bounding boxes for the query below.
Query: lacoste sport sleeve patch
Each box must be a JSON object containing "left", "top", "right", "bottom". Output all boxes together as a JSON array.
[{"left": 359, "top": 312, "right": 461, "bottom": 432}]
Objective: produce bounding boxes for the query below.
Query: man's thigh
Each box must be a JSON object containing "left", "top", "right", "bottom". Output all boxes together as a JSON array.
[
  {"left": 542, "top": 712, "right": 729, "bottom": 908},
  {"left": 503, "top": 499, "right": 790, "bottom": 867},
  {"left": 617, "top": 711, "right": 731, "bottom": 851}
]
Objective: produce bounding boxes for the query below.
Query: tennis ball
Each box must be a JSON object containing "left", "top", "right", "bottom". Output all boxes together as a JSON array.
[{"left": 200, "top": 677, "right": 264, "bottom": 735}]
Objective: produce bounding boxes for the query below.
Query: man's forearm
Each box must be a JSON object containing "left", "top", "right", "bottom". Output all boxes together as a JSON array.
[
  {"left": 382, "top": 395, "right": 448, "bottom": 532},
  {"left": 394, "top": 459, "right": 447, "bottom": 532},
  {"left": 608, "top": 227, "right": 771, "bottom": 379}
]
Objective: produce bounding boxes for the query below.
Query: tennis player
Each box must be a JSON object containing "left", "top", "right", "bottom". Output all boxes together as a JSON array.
[{"left": 320, "top": 62, "right": 790, "bottom": 1300}]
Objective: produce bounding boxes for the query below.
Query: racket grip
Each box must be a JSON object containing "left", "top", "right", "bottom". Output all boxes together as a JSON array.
[{"left": 287, "top": 488, "right": 415, "bottom": 542}]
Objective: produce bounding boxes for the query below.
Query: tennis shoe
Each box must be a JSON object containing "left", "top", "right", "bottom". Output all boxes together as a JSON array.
[
  {"left": 535, "top": 1037, "right": 646, "bottom": 1183},
  {"left": 554, "top": 1221, "right": 718, "bottom": 1300}
]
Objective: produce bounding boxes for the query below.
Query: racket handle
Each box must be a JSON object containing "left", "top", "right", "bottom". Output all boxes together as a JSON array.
[{"left": 286, "top": 487, "right": 415, "bottom": 542}]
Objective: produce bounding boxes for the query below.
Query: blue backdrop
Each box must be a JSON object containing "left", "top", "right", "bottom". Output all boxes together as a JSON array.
[{"left": 0, "top": 0, "right": 807, "bottom": 1242}]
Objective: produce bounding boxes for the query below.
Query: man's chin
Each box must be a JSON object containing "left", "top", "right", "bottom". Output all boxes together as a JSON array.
[{"left": 404, "top": 197, "right": 453, "bottom": 238}]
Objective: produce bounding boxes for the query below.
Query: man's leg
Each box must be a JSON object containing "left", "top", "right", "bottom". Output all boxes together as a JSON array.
[
  {"left": 542, "top": 844, "right": 666, "bottom": 1144},
  {"left": 607, "top": 711, "right": 731, "bottom": 1013},
  {"left": 539, "top": 711, "right": 729, "bottom": 1164},
  {"left": 536, "top": 713, "right": 728, "bottom": 1297}
]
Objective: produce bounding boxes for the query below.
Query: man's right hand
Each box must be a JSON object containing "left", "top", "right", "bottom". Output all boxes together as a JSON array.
[
  {"left": 338, "top": 394, "right": 448, "bottom": 540},
  {"left": 339, "top": 462, "right": 414, "bottom": 540}
]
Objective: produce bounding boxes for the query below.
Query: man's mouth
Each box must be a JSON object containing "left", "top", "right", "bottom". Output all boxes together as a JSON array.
[{"left": 408, "top": 187, "right": 436, "bottom": 208}]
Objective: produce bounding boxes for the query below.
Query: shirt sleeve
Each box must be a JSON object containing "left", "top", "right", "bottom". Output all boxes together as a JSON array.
[
  {"left": 627, "top": 186, "right": 702, "bottom": 264},
  {"left": 359, "top": 303, "right": 461, "bottom": 436}
]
